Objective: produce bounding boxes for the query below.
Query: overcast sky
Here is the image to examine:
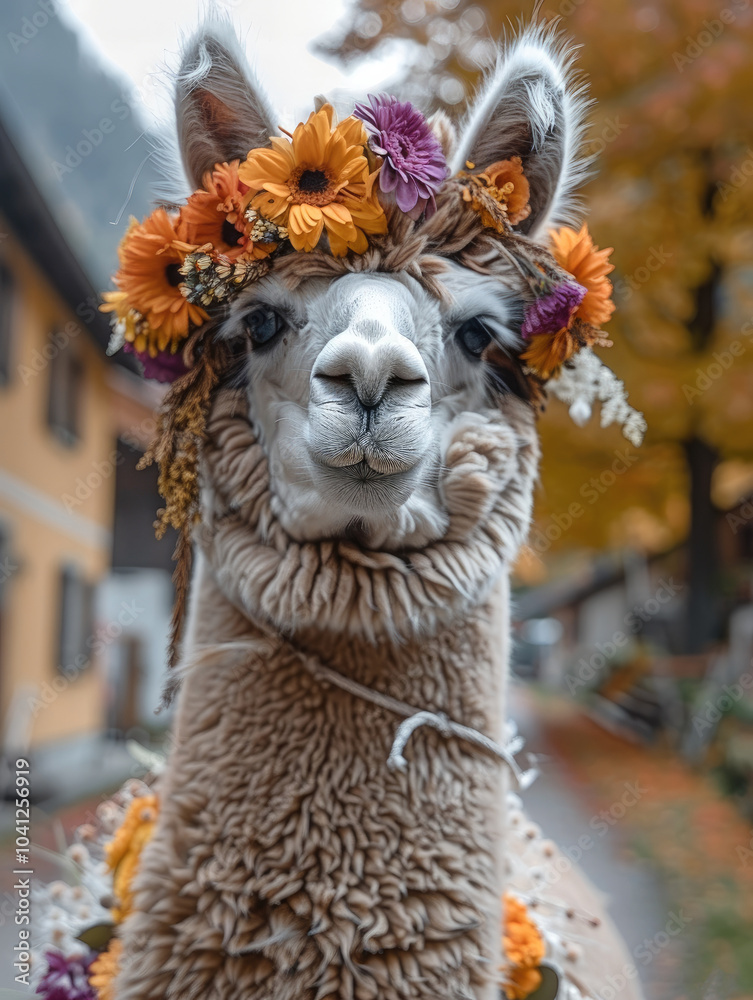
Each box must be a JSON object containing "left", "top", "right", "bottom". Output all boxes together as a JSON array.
[{"left": 60, "top": 0, "right": 400, "bottom": 127}]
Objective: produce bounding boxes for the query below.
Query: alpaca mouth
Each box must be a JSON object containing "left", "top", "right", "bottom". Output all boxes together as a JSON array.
[
  {"left": 351, "top": 459, "right": 398, "bottom": 480},
  {"left": 317, "top": 459, "right": 420, "bottom": 510},
  {"left": 312, "top": 439, "right": 422, "bottom": 476}
]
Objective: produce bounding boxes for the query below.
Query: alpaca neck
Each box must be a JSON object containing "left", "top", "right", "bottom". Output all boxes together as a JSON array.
[
  {"left": 181, "top": 549, "right": 511, "bottom": 747},
  {"left": 144, "top": 550, "right": 511, "bottom": 1000}
]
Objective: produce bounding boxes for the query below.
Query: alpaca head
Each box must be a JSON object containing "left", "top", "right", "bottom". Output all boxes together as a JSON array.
[
  {"left": 213, "top": 265, "right": 541, "bottom": 551},
  {"left": 170, "top": 23, "right": 588, "bottom": 557}
]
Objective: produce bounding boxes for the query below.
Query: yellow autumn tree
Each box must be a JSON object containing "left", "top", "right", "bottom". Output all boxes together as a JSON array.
[{"left": 320, "top": 0, "right": 753, "bottom": 650}]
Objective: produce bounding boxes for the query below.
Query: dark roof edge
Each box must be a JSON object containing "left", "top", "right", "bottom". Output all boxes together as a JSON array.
[{"left": 0, "top": 115, "right": 120, "bottom": 357}]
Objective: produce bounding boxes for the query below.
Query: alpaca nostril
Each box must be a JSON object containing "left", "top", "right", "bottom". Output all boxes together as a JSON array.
[
  {"left": 357, "top": 375, "right": 427, "bottom": 410},
  {"left": 319, "top": 373, "right": 355, "bottom": 390},
  {"left": 314, "top": 369, "right": 428, "bottom": 410},
  {"left": 384, "top": 375, "right": 427, "bottom": 393},
  {"left": 311, "top": 330, "right": 430, "bottom": 412}
]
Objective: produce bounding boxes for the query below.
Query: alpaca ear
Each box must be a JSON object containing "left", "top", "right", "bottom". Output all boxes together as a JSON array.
[
  {"left": 175, "top": 22, "right": 277, "bottom": 189},
  {"left": 428, "top": 110, "right": 458, "bottom": 162},
  {"left": 451, "top": 26, "right": 590, "bottom": 239}
]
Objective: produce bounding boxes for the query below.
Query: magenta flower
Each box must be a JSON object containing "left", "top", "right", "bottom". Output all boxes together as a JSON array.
[
  {"left": 522, "top": 282, "right": 587, "bottom": 338},
  {"left": 37, "top": 951, "right": 97, "bottom": 1000},
  {"left": 123, "top": 341, "right": 189, "bottom": 383},
  {"left": 354, "top": 94, "right": 447, "bottom": 220}
]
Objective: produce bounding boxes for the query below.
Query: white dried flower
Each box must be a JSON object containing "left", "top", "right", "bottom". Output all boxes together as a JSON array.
[
  {"left": 568, "top": 397, "right": 591, "bottom": 426},
  {"left": 546, "top": 348, "right": 647, "bottom": 446},
  {"left": 107, "top": 323, "right": 126, "bottom": 356},
  {"left": 67, "top": 843, "right": 89, "bottom": 866}
]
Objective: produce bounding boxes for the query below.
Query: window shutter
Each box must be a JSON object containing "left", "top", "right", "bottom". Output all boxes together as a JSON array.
[{"left": 57, "top": 565, "right": 94, "bottom": 676}]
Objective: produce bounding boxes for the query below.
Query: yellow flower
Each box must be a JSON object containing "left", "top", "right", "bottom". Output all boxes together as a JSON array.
[
  {"left": 505, "top": 965, "right": 543, "bottom": 1000},
  {"left": 89, "top": 938, "right": 122, "bottom": 1000},
  {"left": 99, "top": 290, "right": 129, "bottom": 318},
  {"left": 550, "top": 224, "right": 615, "bottom": 329},
  {"left": 501, "top": 893, "right": 545, "bottom": 1000},
  {"left": 239, "top": 105, "right": 387, "bottom": 255},
  {"left": 106, "top": 794, "right": 159, "bottom": 924}
]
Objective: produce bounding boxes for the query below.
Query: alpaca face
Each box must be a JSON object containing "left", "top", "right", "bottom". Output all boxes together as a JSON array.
[
  {"left": 220, "top": 265, "right": 530, "bottom": 547},
  {"left": 174, "top": 22, "right": 588, "bottom": 551}
]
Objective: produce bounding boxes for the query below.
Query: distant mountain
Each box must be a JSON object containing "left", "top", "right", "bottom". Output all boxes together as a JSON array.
[{"left": 0, "top": 0, "right": 163, "bottom": 289}]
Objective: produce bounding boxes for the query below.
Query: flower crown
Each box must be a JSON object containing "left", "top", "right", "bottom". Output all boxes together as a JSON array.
[{"left": 101, "top": 94, "right": 645, "bottom": 445}]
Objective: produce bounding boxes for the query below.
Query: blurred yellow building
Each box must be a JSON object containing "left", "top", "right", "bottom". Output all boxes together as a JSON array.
[
  {"left": 0, "top": 118, "right": 172, "bottom": 798},
  {"left": 0, "top": 220, "right": 114, "bottom": 748}
]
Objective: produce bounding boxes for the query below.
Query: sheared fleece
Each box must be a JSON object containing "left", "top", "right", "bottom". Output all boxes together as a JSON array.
[{"left": 114, "top": 388, "right": 642, "bottom": 1000}]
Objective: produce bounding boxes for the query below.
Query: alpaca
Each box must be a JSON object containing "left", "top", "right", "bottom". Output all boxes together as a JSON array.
[{"left": 112, "top": 21, "right": 645, "bottom": 1000}]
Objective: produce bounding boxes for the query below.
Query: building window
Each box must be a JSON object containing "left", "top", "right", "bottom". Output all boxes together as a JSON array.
[
  {"left": 0, "top": 260, "right": 14, "bottom": 386},
  {"left": 57, "top": 565, "right": 94, "bottom": 677},
  {"left": 47, "top": 336, "right": 83, "bottom": 446},
  {"left": 112, "top": 437, "right": 177, "bottom": 571}
]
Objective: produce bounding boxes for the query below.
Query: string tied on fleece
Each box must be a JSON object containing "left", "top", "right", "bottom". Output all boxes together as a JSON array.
[
  {"left": 177, "top": 637, "right": 538, "bottom": 789},
  {"left": 300, "top": 652, "right": 538, "bottom": 788}
]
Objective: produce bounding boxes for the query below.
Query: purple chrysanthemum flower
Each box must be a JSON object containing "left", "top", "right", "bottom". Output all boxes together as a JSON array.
[
  {"left": 124, "top": 341, "right": 189, "bottom": 383},
  {"left": 37, "top": 950, "right": 97, "bottom": 1000},
  {"left": 522, "top": 282, "right": 587, "bottom": 339},
  {"left": 353, "top": 94, "right": 448, "bottom": 220}
]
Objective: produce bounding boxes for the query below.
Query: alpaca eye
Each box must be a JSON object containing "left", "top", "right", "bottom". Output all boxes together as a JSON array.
[
  {"left": 456, "top": 317, "right": 492, "bottom": 359},
  {"left": 243, "top": 307, "right": 284, "bottom": 347}
]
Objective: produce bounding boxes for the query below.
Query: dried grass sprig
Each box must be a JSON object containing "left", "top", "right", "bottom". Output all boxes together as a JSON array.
[{"left": 138, "top": 325, "right": 233, "bottom": 677}]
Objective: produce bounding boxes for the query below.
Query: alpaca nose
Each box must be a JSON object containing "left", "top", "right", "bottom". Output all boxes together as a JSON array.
[{"left": 311, "top": 330, "right": 429, "bottom": 409}]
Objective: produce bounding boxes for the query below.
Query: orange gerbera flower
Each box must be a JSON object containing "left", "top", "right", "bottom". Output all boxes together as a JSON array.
[
  {"left": 521, "top": 327, "right": 579, "bottom": 380},
  {"left": 550, "top": 224, "right": 615, "bottom": 328},
  {"left": 481, "top": 157, "right": 531, "bottom": 226},
  {"left": 501, "top": 893, "right": 545, "bottom": 1000},
  {"left": 181, "top": 160, "right": 274, "bottom": 261},
  {"left": 239, "top": 105, "right": 387, "bottom": 255},
  {"left": 113, "top": 210, "right": 208, "bottom": 354}
]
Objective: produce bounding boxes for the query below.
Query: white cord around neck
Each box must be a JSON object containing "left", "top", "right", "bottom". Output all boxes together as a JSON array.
[
  {"left": 298, "top": 652, "right": 538, "bottom": 789},
  {"left": 179, "top": 632, "right": 537, "bottom": 788}
]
